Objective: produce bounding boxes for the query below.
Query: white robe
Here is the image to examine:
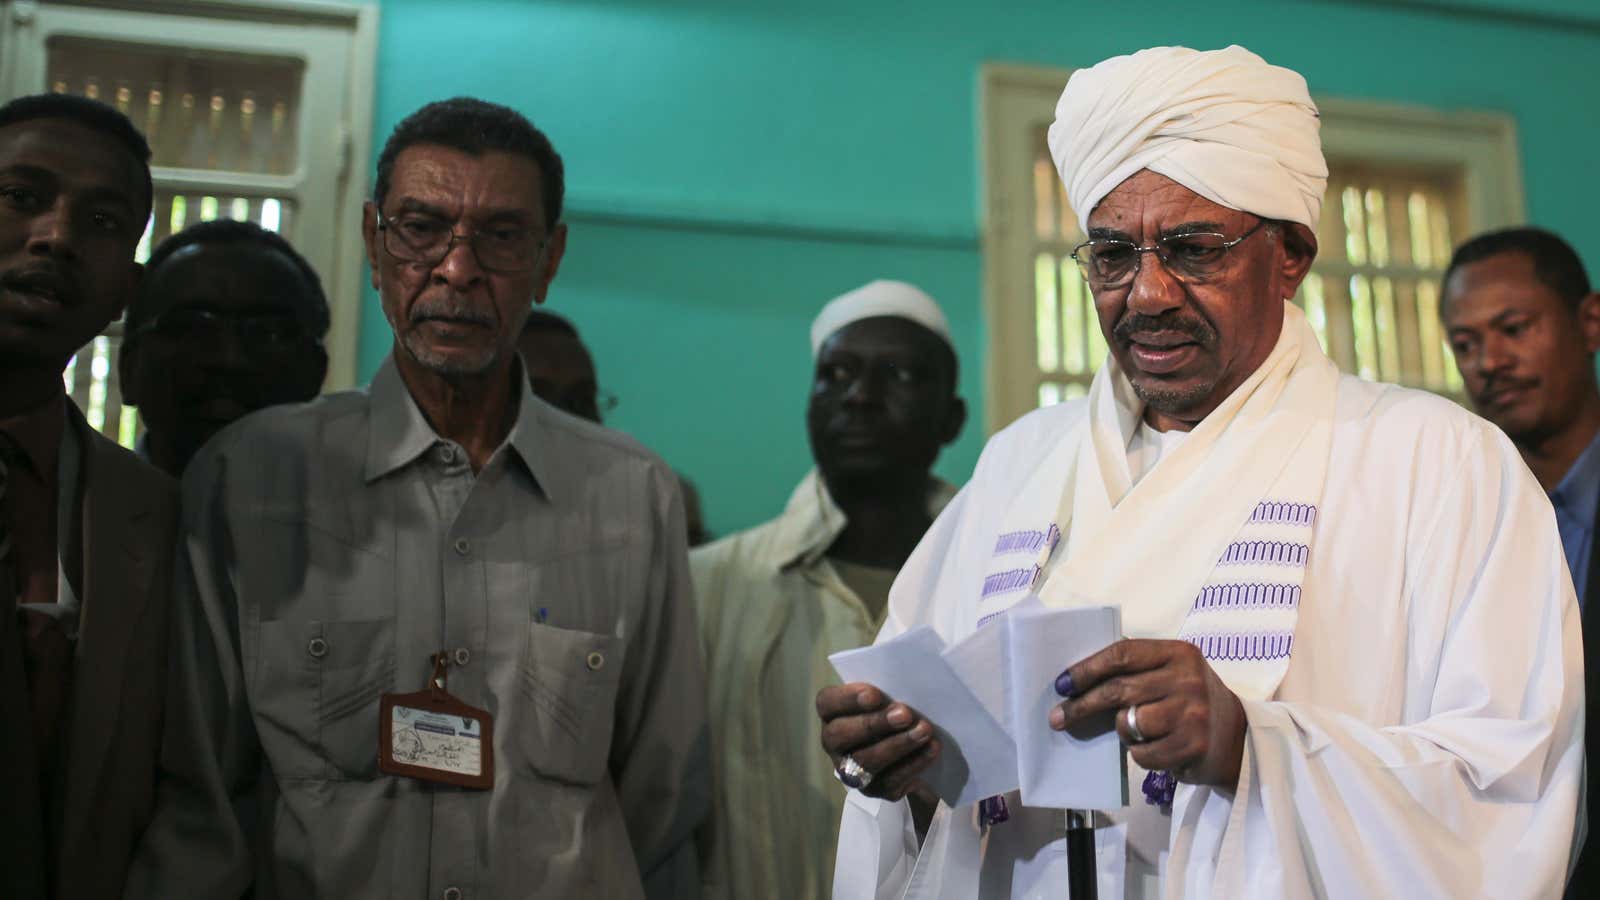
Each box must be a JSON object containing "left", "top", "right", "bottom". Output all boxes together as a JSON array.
[{"left": 833, "top": 375, "right": 1583, "bottom": 900}]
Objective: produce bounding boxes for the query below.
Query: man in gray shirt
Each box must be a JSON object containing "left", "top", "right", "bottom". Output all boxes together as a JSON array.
[{"left": 127, "top": 97, "right": 708, "bottom": 900}]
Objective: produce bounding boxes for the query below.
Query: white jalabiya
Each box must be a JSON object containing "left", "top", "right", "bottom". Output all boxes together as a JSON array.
[
  {"left": 1048, "top": 45, "right": 1328, "bottom": 233},
  {"left": 832, "top": 306, "right": 1582, "bottom": 899}
]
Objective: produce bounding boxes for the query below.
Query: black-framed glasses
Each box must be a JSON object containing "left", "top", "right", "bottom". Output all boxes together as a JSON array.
[
  {"left": 377, "top": 211, "right": 548, "bottom": 273},
  {"left": 131, "top": 306, "right": 315, "bottom": 354},
  {"left": 1070, "top": 217, "right": 1269, "bottom": 288}
]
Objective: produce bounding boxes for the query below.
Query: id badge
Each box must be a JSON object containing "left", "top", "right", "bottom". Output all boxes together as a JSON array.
[{"left": 379, "top": 652, "right": 494, "bottom": 789}]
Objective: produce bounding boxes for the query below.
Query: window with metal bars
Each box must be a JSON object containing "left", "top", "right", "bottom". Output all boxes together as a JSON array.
[
  {"left": 50, "top": 41, "right": 301, "bottom": 447},
  {"left": 1, "top": 0, "right": 376, "bottom": 450}
]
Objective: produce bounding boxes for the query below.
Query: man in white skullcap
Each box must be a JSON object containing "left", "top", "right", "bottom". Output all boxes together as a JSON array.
[
  {"left": 693, "top": 280, "right": 967, "bottom": 900},
  {"left": 821, "top": 46, "right": 1582, "bottom": 898}
]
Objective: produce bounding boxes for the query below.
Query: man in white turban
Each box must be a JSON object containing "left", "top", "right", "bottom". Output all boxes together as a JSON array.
[
  {"left": 694, "top": 281, "right": 967, "bottom": 900},
  {"left": 820, "top": 46, "right": 1582, "bottom": 898}
]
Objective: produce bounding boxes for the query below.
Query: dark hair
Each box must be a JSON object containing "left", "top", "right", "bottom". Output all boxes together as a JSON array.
[
  {"left": 131, "top": 219, "right": 330, "bottom": 337},
  {"left": 1444, "top": 227, "right": 1593, "bottom": 307},
  {"left": 0, "top": 93, "right": 153, "bottom": 220},
  {"left": 374, "top": 97, "right": 564, "bottom": 230},
  {"left": 520, "top": 307, "right": 580, "bottom": 339}
]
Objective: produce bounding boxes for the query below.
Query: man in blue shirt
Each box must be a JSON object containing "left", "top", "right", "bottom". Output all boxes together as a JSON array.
[{"left": 1440, "top": 225, "right": 1598, "bottom": 892}]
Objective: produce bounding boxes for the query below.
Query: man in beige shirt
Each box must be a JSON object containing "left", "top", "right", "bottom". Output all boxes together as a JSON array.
[
  {"left": 127, "top": 97, "right": 708, "bottom": 900},
  {"left": 692, "top": 281, "right": 966, "bottom": 900}
]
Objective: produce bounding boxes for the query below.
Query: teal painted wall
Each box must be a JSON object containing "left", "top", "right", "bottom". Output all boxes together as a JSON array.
[{"left": 360, "top": 0, "right": 1600, "bottom": 536}]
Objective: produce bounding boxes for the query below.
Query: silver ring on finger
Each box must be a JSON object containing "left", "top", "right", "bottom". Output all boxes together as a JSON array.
[
  {"left": 834, "top": 754, "right": 873, "bottom": 790},
  {"left": 1125, "top": 704, "right": 1147, "bottom": 744}
]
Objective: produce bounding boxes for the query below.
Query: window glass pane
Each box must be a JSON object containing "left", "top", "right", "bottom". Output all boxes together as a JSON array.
[
  {"left": 1033, "top": 156, "right": 1056, "bottom": 240},
  {"left": 1063, "top": 382, "right": 1089, "bottom": 400},
  {"left": 1373, "top": 276, "right": 1401, "bottom": 380},
  {"left": 1341, "top": 186, "right": 1368, "bottom": 266},
  {"left": 1084, "top": 283, "right": 1108, "bottom": 373},
  {"left": 1060, "top": 257, "right": 1084, "bottom": 373},
  {"left": 1350, "top": 275, "right": 1378, "bottom": 380},
  {"left": 1429, "top": 201, "right": 1453, "bottom": 271},
  {"left": 1035, "top": 253, "right": 1059, "bottom": 372},
  {"left": 1408, "top": 192, "right": 1434, "bottom": 268},
  {"left": 1038, "top": 382, "right": 1062, "bottom": 407},
  {"left": 48, "top": 36, "right": 304, "bottom": 173},
  {"left": 1415, "top": 278, "right": 1447, "bottom": 389},
  {"left": 1364, "top": 189, "right": 1389, "bottom": 268},
  {"left": 1299, "top": 273, "right": 1330, "bottom": 353}
]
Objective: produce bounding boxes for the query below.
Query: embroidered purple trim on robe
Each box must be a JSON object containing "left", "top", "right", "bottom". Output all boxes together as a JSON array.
[
  {"left": 981, "top": 567, "right": 1038, "bottom": 599},
  {"left": 1217, "top": 540, "right": 1309, "bottom": 567},
  {"left": 990, "top": 523, "right": 1060, "bottom": 558},
  {"left": 1247, "top": 501, "right": 1318, "bottom": 527},
  {"left": 1185, "top": 630, "right": 1295, "bottom": 661},
  {"left": 1190, "top": 582, "right": 1301, "bottom": 612}
]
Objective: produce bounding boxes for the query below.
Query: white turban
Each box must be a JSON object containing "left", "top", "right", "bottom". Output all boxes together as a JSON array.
[
  {"left": 1047, "top": 45, "right": 1328, "bottom": 234},
  {"left": 809, "top": 280, "right": 954, "bottom": 359}
]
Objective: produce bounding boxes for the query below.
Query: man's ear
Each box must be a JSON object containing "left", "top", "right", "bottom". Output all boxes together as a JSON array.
[
  {"left": 1277, "top": 222, "right": 1319, "bottom": 300},
  {"left": 534, "top": 222, "right": 568, "bottom": 303},
  {"left": 362, "top": 202, "right": 381, "bottom": 291},
  {"left": 940, "top": 396, "right": 968, "bottom": 446},
  {"left": 1577, "top": 291, "right": 1600, "bottom": 355},
  {"left": 118, "top": 333, "right": 143, "bottom": 405},
  {"left": 112, "top": 260, "right": 142, "bottom": 323}
]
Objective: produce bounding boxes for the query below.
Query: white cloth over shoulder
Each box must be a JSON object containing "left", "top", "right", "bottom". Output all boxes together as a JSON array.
[
  {"left": 1047, "top": 45, "right": 1328, "bottom": 232},
  {"left": 810, "top": 280, "right": 953, "bottom": 358}
]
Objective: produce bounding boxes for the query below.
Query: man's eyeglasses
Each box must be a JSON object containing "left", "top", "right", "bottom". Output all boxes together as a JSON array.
[
  {"left": 377, "top": 212, "right": 547, "bottom": 273},
  {"left": 1070, "top": 218, "right": 1269, "bottom": 288},
  {"left": 132, "top": 306, "right": 314, "bottom": 354}
]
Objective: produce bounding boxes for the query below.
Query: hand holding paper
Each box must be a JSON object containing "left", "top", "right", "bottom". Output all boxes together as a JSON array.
[
  {"left": 1049, "top": 636, "right": 1249, "bottom": 790},
  {"left": 827, "top": 599, "right": 1127, "bottom": 810}
]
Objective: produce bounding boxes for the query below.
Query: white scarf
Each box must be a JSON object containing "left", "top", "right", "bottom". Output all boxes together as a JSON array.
[{"left": 985, "top": 301, "right": 1337, "bottom": 702}]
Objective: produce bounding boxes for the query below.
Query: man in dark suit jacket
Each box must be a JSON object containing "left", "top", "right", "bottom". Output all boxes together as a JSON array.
[{"left": 0, "top": 93, "right": 177, "bottom": 899}]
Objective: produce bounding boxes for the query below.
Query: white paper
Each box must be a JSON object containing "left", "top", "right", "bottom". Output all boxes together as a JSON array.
[
  {"left": 1005, "top": 603, "right": 1127, "bottom": 809},
  {"left": 829, "top": 599, "right": 1125, "bottom": 811},
  {"left": 829, "top": 627, "right": 1018, "bottom": 807}
]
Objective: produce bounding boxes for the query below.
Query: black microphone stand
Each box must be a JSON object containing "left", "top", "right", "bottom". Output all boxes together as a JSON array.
[{"left": 1066, "top": 809, "right": 1097, "bottom": 899}]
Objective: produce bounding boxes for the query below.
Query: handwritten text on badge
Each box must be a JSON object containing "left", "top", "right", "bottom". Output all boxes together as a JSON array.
[{"left": 390, "top": 704, "right": 483, "bottom": 777}]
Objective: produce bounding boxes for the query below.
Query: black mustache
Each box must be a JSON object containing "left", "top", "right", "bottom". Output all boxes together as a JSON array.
[
  {"left": 1479, "top": 374, "right": 1538, "bottom": 397},
  {"left": 1112, "top": 312, "right": 1216, "bottom": 346},
  {"left": 0, "top": 264, "right": 76, "bottom": 298}
]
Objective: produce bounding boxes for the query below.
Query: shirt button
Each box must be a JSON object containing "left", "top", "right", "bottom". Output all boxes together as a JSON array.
[
  {"left": 307, "top": 637, "right": 328, "bottom": 658},
  {"left": 436, "top": 444, "right": 457, "bottom": 464},
  {"left": 442, "top": 889, "right": 462, "bottom": 900},
  {"left": 586, "top": 650, "right": 605, "bottom": 671},
  {"left": 452, "top": 647, "right": 471, "bottom": 666},
  {"left": 453, "top": 537, "right": 471, "bottom": 556}
]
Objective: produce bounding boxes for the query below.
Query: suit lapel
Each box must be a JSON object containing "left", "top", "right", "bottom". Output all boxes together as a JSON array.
[{"left": 58, "top": 407, "right": 157, "bottom": 854}]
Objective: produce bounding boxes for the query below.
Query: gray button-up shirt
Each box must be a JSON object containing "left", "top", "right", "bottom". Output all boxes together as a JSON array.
[{"left": 127, "top": 358, "right": 709, "bottom": 900}]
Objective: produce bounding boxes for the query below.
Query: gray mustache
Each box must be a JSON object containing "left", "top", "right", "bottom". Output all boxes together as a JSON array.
[{"left": 410, "top": 298, "right": 494, "bottom": 327}]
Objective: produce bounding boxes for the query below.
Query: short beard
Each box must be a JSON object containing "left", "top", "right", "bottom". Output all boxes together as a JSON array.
[
  {"left": 400, "top": 330, "right": 500, "bottom": 377},
  {"left": 1130, "top": 376, "right": 1216, "bottom": 417}
]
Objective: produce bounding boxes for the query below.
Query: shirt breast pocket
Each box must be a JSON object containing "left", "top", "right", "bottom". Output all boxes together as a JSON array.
[
  {"left": 255, "top": 617, "right": 395, "bottom": 781},
  {"left": 516, "top": 621, "right": 624, "bottom": 785}
]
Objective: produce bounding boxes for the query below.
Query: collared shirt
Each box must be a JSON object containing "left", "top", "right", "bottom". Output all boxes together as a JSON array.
[
  {"left": 1550, "top": 429, "right": 1600, "bottom": 610},
  {"left": 691, "top": 470, "right": 955, "bottom": 900},
  {"left": 127, "top": 357, "right": 709, "bottom": 900},
  {"left": 0, "top": 392, "right": 64, "bottom": 607}
]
